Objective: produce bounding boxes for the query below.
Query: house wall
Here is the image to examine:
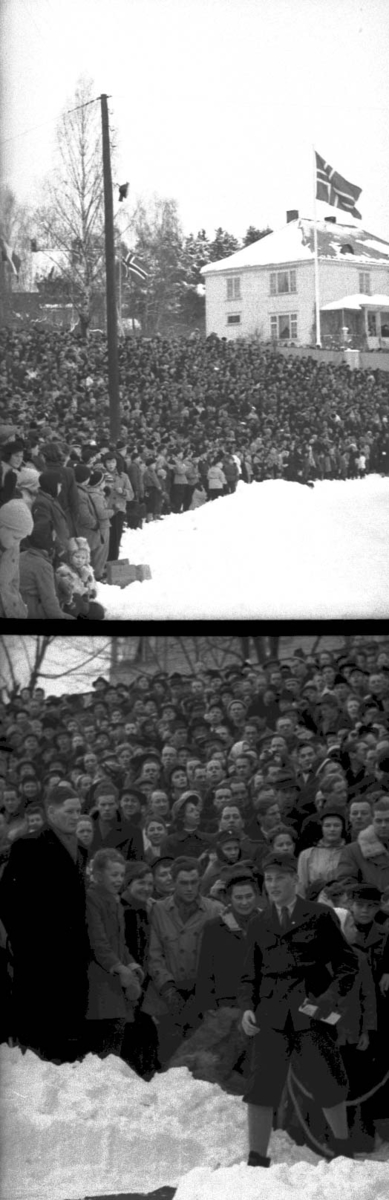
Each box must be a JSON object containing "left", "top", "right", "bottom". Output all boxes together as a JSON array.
[{"left": 205, "top": 259, "right": 389, "bottom": 345}]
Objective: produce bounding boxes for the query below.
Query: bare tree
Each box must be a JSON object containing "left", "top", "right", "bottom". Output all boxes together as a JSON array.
[
  {"left": 33, "top": 78, "right": 106, "bottom": 338},
  {"left": 0, "top": 636, "right": 112, "bottom": 699}
]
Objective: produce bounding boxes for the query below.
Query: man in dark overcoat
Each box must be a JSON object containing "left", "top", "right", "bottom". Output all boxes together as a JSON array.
[
  {"left": 0, "top": 782, "right": 90, "bottom": 1062},
  {"left": 239, "top": 853, "right": 360, "bottom": 1167}
]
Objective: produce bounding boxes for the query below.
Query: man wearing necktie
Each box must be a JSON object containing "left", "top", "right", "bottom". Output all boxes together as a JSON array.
[{"left": 239, "top": 853, "right": 360, "bottom": 1167}]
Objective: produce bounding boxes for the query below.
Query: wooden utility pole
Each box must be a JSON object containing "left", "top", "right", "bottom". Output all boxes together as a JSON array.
[{"left": 100, "top": 93, "right": 120, "bottom": 441}]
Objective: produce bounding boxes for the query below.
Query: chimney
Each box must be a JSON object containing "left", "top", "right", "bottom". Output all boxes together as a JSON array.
[
  {"left": 324, "top": 216, "right": 336, "bottom": 224},
  {"left": 286, "top": 210, "right": 299, "bottom": 223}
]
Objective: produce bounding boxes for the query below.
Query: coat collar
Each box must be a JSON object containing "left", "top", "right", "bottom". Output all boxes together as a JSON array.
[{"left": 357, "top": 824, "right": 389, "bottom": 859}]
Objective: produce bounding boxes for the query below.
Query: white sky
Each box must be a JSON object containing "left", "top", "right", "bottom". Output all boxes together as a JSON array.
[{"left": 1, "top": 0, "right": 389, "bottom": 241}]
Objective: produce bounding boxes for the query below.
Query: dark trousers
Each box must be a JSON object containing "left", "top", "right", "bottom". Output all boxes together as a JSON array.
[
  {"left": 85, "top": 1013, "right": 159, "bottom": 1078},
  {"left": 108, "top": 511, "right": 125, "bottom": 560},
  {"left": 182, "top": 484, "right": 195, "bottom": 511},
  {"left": 243, "top": 1019, "right": 349, "bottom": 1109},
  {"left": 171, "top": 483, "right": 185, "bottom": 512}
]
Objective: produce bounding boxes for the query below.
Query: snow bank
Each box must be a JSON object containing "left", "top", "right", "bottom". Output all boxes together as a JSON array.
[
  {"left": 96, "top": 476, "right": 389, "bottom": 619},
  {"left": 1, "top": 1045, "right": 388, "bottom": 1200}
]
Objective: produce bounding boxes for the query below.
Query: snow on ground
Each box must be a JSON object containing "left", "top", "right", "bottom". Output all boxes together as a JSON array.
[
  {"left": 1, "top": 1045, "right": 388, "bottom": 1200},
  {"left": 96, "top": 476, "right": 389, "bottom": 619}
]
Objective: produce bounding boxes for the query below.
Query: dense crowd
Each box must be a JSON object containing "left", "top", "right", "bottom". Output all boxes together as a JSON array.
[
  {"left": 1, "top": 327, "right": 389, "bottom": 616},
  {"left": 1, "top": 636, "right": 389, "bottom": 1157}
]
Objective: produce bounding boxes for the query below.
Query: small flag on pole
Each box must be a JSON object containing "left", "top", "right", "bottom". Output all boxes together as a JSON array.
[
  {"left": 315, "top": 152, "right": 362, "bottom": 219},
  {"left": 118, "top": 183, "right": 129, "bottom": 202},
  {"left": 122, "top": 252, "right": 148, "bottom": 282},
  {"left": 0, "top": 236, "right": 21, "bottom": 277}
]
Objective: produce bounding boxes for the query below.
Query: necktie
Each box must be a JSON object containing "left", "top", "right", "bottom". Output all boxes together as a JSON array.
[{"left": 279, "top": 906, "right": 290, "bottom": 931}]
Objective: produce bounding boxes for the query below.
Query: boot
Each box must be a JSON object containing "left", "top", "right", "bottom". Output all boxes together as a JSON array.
[
  {"left": 328, "top": 1136, "right": 354, "bottom": 1160},
  {"left": 247, "top": 1150, "right": 271, "bottom": 1168}
]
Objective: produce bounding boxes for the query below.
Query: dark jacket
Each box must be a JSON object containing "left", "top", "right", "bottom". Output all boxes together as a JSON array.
[
  {"left": 161, "top": 827, "right": 213, "bottom": 860},
  {"left": 336, "top": 946, "right": 377, "bottom": 1044},
  {"left": 195, "top": 907, "right": 258, "bottom": 1013},
  {"left": 0, "top": 827, "right": 89, "bottom": 1029},
  {"left": 121, "top": 892, "right": 151, "bottom": 975},
  {"left": 90, "top": 812, "right": 144, "bottom": 861},
  {"left": 86, "top": 882, "right": 138, "bottom": 1019},
  {"left": 238, "top": 895, "right": 359, "bottom": 1032},
  {"left": 40, "top": 458, "right": 79, "bottom": 536},
  {"left": 31, "top": 491, "right": 70, "bottom": 554}
]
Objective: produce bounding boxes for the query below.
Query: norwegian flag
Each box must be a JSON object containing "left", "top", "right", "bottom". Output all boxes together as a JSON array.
[
  {"left": 122, "top": 252, "right": 148, "bottom": 282},
  {"left": 315, "top": 152, "right": 362, "bottom": 219}
]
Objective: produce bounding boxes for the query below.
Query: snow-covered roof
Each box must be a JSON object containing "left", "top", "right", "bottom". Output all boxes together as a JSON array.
[
  {"left": 201, "top": 218, "right": 389, "bottom": 274},
  {"left": 322, "top": 292, "right": 389, "bottom": 311}
]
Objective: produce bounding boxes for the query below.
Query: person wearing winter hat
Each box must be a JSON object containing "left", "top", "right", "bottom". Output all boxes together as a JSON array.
[
  {"left": 40, "top": 442, "right": 79, "bottom": 537},
  {"left": 15, "top": 467, "right": 40, "bottom": 509},
  {"left": 240, "top": 851, "right": 359, "bottom": 1168},
  {"left": 28, "top": 471, "right": 70, "bottom": 556},
  {"left": 103, "top": 452, "right": 134, "bottom": 561},
  {"left": 0, "top": 499, "right": 33, "bottom": 617},
  {"left": 162, "top": 792, "right": 211, "bottom": 860},
  {"left": 73, "top": 463, "right": 99, "bottom": 549},
  {"left": 297, "top": 804, "right": 347, "bottom": 898},
  {"left": 57, "top": 537, "right": 105, "bottom": 620},
  {"left": 86, "top": 469, "right": 114, "bottom": 580},
  {"left": 19, "top": 522, "right": 75, "bottom": 620}
]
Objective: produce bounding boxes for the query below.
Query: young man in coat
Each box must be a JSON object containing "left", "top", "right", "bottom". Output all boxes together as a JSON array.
[
  {"left": 336, "top": 796, "right": 389, "bottom": 892},
  {"left": 0, "top": 782, "right": 89, "bottom": 1061},
  {"left": 239, "top": 852, "right": 360, "bottom": 1167}
]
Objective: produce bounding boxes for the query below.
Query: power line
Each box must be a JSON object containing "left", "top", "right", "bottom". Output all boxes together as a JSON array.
[{"left": 0, "top": 96, "right": 103, "bottom": 147}]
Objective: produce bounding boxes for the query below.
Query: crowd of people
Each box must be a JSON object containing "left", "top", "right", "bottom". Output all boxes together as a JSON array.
[
  {"left": 1, "top": 326, "right": 389, "bottom": 617},
  {"left": 1, "top": 635, "right": 389, "bottom": 1160}
]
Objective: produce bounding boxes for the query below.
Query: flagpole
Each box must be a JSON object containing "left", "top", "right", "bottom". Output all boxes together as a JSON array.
[{"left": 313, "top": 146, "right": 321, "bottom": 348}]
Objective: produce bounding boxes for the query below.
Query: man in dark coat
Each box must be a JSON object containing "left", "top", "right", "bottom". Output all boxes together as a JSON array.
[
  {"left": 239, "top": 853, "right": 359, "bottom": 1167},
  {"left": 90, "top": 782, "right": 144, "bottom": 861},
  {"left": 0, "top": 782, "right": 89, "bottom": 1062}
]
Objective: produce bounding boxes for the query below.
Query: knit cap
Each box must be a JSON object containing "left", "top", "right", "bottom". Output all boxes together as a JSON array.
[
  {"left": 0, "top": 500, "right": 33, "bottom": 537},
  {"left": 17, "top": 467, "right": 40, "bottom": 493},
  {"left": 74, "top": 464, "right": 91, "bottom": 484}
]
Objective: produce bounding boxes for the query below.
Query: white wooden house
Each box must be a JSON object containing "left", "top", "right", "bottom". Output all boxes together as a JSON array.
[{"left": 200, "top": 215, "right": 389, "bottom": 348}]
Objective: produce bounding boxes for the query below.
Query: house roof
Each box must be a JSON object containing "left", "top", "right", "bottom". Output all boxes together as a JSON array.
[{"left": 200, "top": 218, "right": 389, "bottom": 275}]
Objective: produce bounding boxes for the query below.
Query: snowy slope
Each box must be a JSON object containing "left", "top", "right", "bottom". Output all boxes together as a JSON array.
[
  {"left": 96, "top": 476, "right": 389, "bottom": 619},
  {"left": 1, "top": 1046, "right": 388, "bottom": 1200}
]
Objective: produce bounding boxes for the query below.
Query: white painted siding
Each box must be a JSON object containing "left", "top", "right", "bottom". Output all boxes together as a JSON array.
[{"left": 205, "top": 260, "right": 389, "bottom": 344}]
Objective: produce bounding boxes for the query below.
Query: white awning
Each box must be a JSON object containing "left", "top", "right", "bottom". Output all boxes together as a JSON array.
[{"left": 321, "top": 292, "right": 389, "bottom": 312}]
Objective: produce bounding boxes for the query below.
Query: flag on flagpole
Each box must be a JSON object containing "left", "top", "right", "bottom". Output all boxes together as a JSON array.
[
  {"left": 315, "top": 152, "right": 362, "bottom": 219},
  {"left": 121, "top": 252, "right": 148, "bottom": 282},
  {"left": 0, "top": 236, "right": 21, "bottom": 277}
]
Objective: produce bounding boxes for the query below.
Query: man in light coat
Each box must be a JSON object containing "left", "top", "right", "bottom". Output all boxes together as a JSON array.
[
  {"left": 336, "top": 796, "right": 389, "bottom": 892},
  {"left": 142, "top": 855, "right": 223, "bottom": 1062}
]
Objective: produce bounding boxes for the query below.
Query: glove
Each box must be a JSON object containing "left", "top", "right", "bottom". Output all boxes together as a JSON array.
[{"left": 161, "top": 984, "right": 185, "bottom": 1016}]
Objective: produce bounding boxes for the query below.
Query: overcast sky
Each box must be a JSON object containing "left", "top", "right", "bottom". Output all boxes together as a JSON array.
[{"left": 1, "top": 0, "right": 389, "bottom": 241}]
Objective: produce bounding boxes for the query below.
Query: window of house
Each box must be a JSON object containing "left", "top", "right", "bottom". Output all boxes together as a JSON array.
[
  {"left": 367, "top": 312, "right": 377, "bottom": 336},
  {"left": 340, "top": 244, "right": 354, "bottom": 255},
  {"left": 226, "top": 277, "right": 241, "bottom": 300},
  {"left": 359, "top": 272, "right": 371, "bottom": 295},
  {"left": 227, "top": 314, "right": 241, "bottom": 325},
  {"left": 270, "top": 313, "right": 298, "bottom": 340},
  {"left": 270, "top": 269, "right": 296, "bottom": 295}
]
